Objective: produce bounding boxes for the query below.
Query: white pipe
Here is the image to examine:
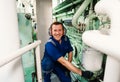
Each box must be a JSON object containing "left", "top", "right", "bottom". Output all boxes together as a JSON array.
[
  {"left": 82, "top": 0, "right": 120, "bottom": 82},
  {"left": 72, "top": 0, "right": 92, "bottom": 28},
  {"left": 95, "top": 0, "right": 120, "bottom": 36},
  {"left": 0, "top": 0, "right": 24, "bottom": 82},
  {"left": 0, "top": 40, "right": 41, "bottom": 67},
  {"left": 104, "top": 56, "right": 120, "bottom": 82},
  {"left": 35, "top": 44, "right": 42, "bottom": 82}
]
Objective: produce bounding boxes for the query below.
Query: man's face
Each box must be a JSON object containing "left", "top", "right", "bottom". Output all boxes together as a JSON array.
[{"left": 51, "top": 24, "right": 64, "bottom": 41}]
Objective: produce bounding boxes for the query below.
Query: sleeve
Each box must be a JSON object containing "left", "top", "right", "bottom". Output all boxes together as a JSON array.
[
  {"left": 45, "top": 42, "right": 62, "bottom": 61},
  {"left": 66, "top": 36, "right": 73, "bottom": 53}
]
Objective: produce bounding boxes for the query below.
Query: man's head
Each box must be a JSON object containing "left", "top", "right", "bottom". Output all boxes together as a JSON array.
[{"left": 49, "top": 22, "right": 66, "bottom": 41}]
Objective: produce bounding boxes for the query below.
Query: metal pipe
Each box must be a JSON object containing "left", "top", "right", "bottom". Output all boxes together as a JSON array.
[
  {"left": 72, "top": 0, "right": 92, "bottom": 29},
  {"left": 35, "top": 44, "right": 42, "bottom": 82},
  {"left": 53, "top": 0, "right": 81, "bottom": 14},
  {"left": 0, "top": 40, "right": 42, "bottom": 82},
  {"left": 0, "top": 0, "right": 24, "bottom": 82},
  {"left": 0, "top": 40, "right": 41, "bottom": 67}
]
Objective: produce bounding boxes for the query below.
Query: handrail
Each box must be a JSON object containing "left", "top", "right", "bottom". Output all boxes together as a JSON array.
[{"left": 0, "top": 40, "right": 42, "bottom": 82}]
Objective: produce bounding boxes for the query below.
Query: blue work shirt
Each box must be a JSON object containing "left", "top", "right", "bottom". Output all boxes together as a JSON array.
[{"left": 42, "top": 35, "right": 73, "bottom": 72}]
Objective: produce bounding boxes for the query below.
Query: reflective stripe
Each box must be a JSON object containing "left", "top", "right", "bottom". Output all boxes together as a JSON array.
[
  {"left": 42, "top": 69, "right": 53, "bottom": 74},
  {"left": 47, "top": 39, "right": 56, "bottom": 46}
]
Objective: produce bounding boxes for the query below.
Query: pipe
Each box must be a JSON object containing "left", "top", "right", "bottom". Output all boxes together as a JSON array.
[
  {"left": 82, "top": 0, "right": 120, "bottom": 82},
  {"left": 0, "top": 40, "right": 42, "bottom": 82},
  {"left": 53, "top": 0, "right": 81, "bottom": 14},
  {"left": 0, "top": 40, "right": 41, "bottom": 67},
  {"left": 84, "top": 12, "right": 96, "bottom": 30},
  {"left": 84, "top": 2, "right": 97, "bottom": 30},
  {"left": 72, "top": 0, "right": 92, "bottom": 29},
  {"left": 0, "top": 0, "right": 24, "bottom": 82},
  {"left": 35, "top": 43, "right": 42, "bottom": 82}
]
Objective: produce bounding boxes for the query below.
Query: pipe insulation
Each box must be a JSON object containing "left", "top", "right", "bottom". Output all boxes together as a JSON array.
[
  {"left": 82, "top": 0, "right": 120, "bottom": 82},
  {"left": 0, "top": 0, "right": 24, "bottom": 82},
  {"left": 82, "top": 47, "right": 103, "bottom": 72},
  {"left": 82, "top": 0, "right": 120, "bottom": 65}
]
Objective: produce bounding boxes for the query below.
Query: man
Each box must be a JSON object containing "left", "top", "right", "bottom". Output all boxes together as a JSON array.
[{"left": 41, "top": 22, "right": 93, "bottom": 82}]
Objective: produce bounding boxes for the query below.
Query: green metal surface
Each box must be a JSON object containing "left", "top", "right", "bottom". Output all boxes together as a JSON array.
[
  {"left": 53, "top": 0, "right": 106, "bottom": 82},
  {"left": 53, "top": 0, "right": 82, "bottom": 14},
  {"left": 18, "top": 13, "right": 36, "bottom": 82}
]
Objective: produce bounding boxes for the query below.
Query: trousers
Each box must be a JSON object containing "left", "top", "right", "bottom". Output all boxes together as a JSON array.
[{"left": 43, "top": 65, "right": 71, "bottom": 82}]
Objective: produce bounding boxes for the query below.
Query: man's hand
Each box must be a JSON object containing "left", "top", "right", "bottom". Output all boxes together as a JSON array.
[{"left": 82, "top": 71, "right": 94, "bottom": 79}]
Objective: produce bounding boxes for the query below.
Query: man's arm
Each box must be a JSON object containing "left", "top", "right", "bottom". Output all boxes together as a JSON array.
[
  {"left": 68, "top": 51, "right": 73, "bottom": 62},
  {"left": 57, "top": 56, "right": 82, "bottom": 75},
  {"left": 57, "top": 56, "right": 94, "bottom": 79}
]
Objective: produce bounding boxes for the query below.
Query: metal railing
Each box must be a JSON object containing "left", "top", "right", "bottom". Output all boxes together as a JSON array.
[{"left": 0, "top": 40, "right": 42, "bottom": 82}]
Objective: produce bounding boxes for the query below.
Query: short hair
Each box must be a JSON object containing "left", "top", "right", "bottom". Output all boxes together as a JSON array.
[
  {"left": 49, "top": 21, "right": 66, "bottom": 35},
  {"left": 49, "top": 22, "right": 64, "bottom": 30}
]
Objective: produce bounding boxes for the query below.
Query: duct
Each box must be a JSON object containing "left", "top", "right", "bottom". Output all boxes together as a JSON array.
[
  {"left": 72, "top": 0, "right": 93, "bottom": 29},
  {"left": 82, "top": 0, "right": 120, "bottom": 82}
]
